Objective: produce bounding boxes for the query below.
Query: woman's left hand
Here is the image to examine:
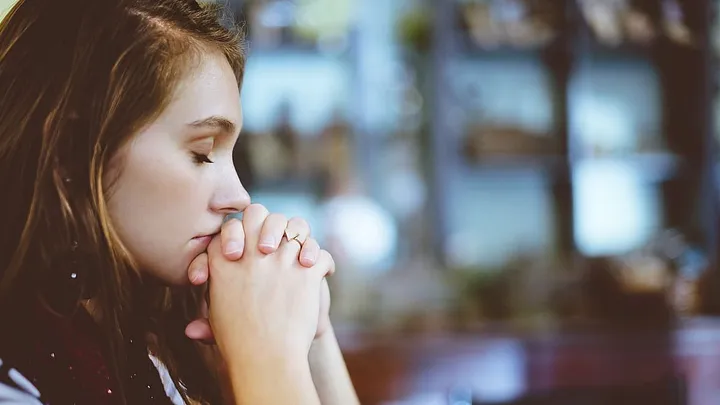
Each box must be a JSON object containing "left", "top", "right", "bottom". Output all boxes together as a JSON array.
[{"left": 184, "top": 215, "right": 331, "bottom": 343}]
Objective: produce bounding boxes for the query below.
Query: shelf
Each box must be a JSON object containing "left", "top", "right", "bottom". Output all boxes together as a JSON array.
[
  {"left": 571, "top": 152, "right": 680, "bottom": 182},
  {"left": 245, "top": 30, "right": 353, "bottom": 59},
  {"left": 247, "top": 44, "right": 348, "bottom": 59},
  {"left": 431, "top": 0, "right": 715, "bottom": 263},
  {"left": 458, "top": 155, "right": 570, "bottom": 179},
  {"left": 453, "top": 0, "right": 566, "bottom": 60},
  {"left": 578, "top": 20, "right": 701, "bottom": 63},
  {"left": 573, "top": 39, "right": 656, "bottom": 66},
  {"left": 453, "top": 31, "right": 564, "bottom": 61}
]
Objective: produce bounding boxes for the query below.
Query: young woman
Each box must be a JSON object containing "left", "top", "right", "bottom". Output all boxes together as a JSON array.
[{"left": 0, "top": 0, "right": 358, "bottom": 403}]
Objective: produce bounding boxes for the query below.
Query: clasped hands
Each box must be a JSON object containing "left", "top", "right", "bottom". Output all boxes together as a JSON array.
[{"left": 182, "top": 204, "right": 334, "bottom": 358}]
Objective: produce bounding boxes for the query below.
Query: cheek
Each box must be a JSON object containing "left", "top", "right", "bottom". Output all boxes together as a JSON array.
[
  {"left": 114, "top": 144, "right": 204, "bottom": 206},
  {"left": 105, "top": 149, "right": 210, "bottom": 275}
]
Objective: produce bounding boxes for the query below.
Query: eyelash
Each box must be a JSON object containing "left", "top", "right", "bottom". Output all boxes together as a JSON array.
[{"left": 192, "top": 152, "right": 214, "bottom": 164}]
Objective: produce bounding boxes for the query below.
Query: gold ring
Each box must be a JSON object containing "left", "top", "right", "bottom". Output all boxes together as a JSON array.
[{"left": 285, "top": 231, "right": 304, "bottom": 246}]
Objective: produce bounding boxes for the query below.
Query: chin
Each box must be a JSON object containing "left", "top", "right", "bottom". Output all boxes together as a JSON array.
[
  {"left": 165, "top": 266, "right": 193, "bottom": 286},
  {"left": 141, "top": 261, "right": 192, "bottom": 287},
  {"left": 165, "top": 274, "right": 192, "bottom": 286}
]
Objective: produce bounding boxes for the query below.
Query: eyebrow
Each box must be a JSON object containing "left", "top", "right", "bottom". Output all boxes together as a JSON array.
[{"left": 186, "top": 115, "right": 237, "bottom": 135}]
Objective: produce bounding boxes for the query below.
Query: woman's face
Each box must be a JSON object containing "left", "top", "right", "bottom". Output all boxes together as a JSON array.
[{"left": 105, "top": 52, "right": 250, "bottom": 285}]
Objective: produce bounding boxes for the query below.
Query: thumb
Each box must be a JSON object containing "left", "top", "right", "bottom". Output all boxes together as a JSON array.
[{"left": 185, "top": 318, "right": 216, "bottom": 344}]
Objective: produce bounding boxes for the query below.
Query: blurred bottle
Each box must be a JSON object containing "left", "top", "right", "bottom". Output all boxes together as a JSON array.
[
  {"left": 246, "top": 99, "right": 299, "bottom": 183},
  {"left": 578, "top": 0, "right": 658, "bottom": 46},
  {"left": 459, "top": 0, "right": 559, "bottom": 50},
  {"left": 247, "top": 0, "right": 287, "bottom": 48}
]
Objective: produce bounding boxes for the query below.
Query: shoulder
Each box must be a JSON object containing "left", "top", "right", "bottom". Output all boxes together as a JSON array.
[
  {"left": 0, "top": 297, "right": 46, "bottom": 402},
  {"left": 0, "top": 298, "right": 83, "bottom": 404},
  {"left": 0, "top": 357, "right": 44, "bottom": 404},
  {"left": 149, "top": 354, "right": 187, "bottom": 405},
  {"left": 0, "top": 302, "right": 50, "bottom": 404}
]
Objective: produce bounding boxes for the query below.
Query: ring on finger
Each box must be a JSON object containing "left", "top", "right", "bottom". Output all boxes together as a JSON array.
[
  {"left": 285, "top": 229, "right": 305, "bottom": 247},
  {"left": 285, "top": 231, "right": 305, "bottom": 247}
]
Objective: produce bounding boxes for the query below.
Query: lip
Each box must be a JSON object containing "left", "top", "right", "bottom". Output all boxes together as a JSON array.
[
  {"left": 192, "top": 234, "right": 214, "bottom": 243},
  {"left": 190, "top": 233, "right": 217, "bottom": 251},
  {"left": 193, "top": 227, "right": 221, "bottom": 240}
]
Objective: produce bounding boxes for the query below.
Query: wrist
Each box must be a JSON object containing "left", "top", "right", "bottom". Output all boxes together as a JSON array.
[
  {"left": 227, "top": 352, "right": 319, "bottom": 405},
  {"left": 307, "top": 325, "right": 361, "bottom": 405},
  {"left": 312, "top": 322, "right": 335, "bottom": 347},
  {"left": 309, "top": 325, "right": 339, "bottom": 368},
  {"left": 226, "top": 346, "right": 308, "bottom": 377}
]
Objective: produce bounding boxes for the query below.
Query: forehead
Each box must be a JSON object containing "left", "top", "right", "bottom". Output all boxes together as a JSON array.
[{"left": 160, "top": 52, "right": 243, "bottom": 132}]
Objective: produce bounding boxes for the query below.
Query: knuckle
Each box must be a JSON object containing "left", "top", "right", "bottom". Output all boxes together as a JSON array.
[
  {"left": 267, "top": 212, "right": 288, "bottom": 225},
  {"left": 288, "top": 216, "right": 310, "bottom": 230},
  {"left": 244, "top": 203, "right": 269, "bottom": 218}
]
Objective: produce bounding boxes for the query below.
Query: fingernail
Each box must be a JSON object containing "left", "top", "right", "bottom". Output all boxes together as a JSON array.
[
  {"left": 258, "top": 236, "right": 276, "bottom": 250},
  {"left": 301, "top": 250, "right": 316, "bottom": 265},
  {"left": 190, "top": 271, "right": 201, "bottom": 284},
  {"left": 224, "top": 241, "right": 243, "bottom": 255}
]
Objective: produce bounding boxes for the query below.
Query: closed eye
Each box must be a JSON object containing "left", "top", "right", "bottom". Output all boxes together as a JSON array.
[{"left": 192, "top": 152, "right": 214, "bottom": 164}]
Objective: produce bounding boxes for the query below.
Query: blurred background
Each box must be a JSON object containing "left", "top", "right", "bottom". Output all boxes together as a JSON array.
[
  {"left": 4, "top": 0, "right": 720, "bottom": 403},
  {"left": 224, "top": 0, "right": 720, "bottom": 404}
]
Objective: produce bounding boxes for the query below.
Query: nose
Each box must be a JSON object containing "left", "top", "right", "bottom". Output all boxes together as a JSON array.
[{"left": 210, "top": 163, "right": 251, "bottom": 215}]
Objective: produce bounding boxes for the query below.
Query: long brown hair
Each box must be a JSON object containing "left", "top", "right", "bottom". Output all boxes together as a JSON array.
[{"left": 0, "top": 0, "right": 245, "bottom": 403}]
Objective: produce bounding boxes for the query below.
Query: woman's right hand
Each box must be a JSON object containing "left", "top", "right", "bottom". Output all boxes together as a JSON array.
[{"left": 206, "top": 203, "right": 335, "bottom": 371}]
